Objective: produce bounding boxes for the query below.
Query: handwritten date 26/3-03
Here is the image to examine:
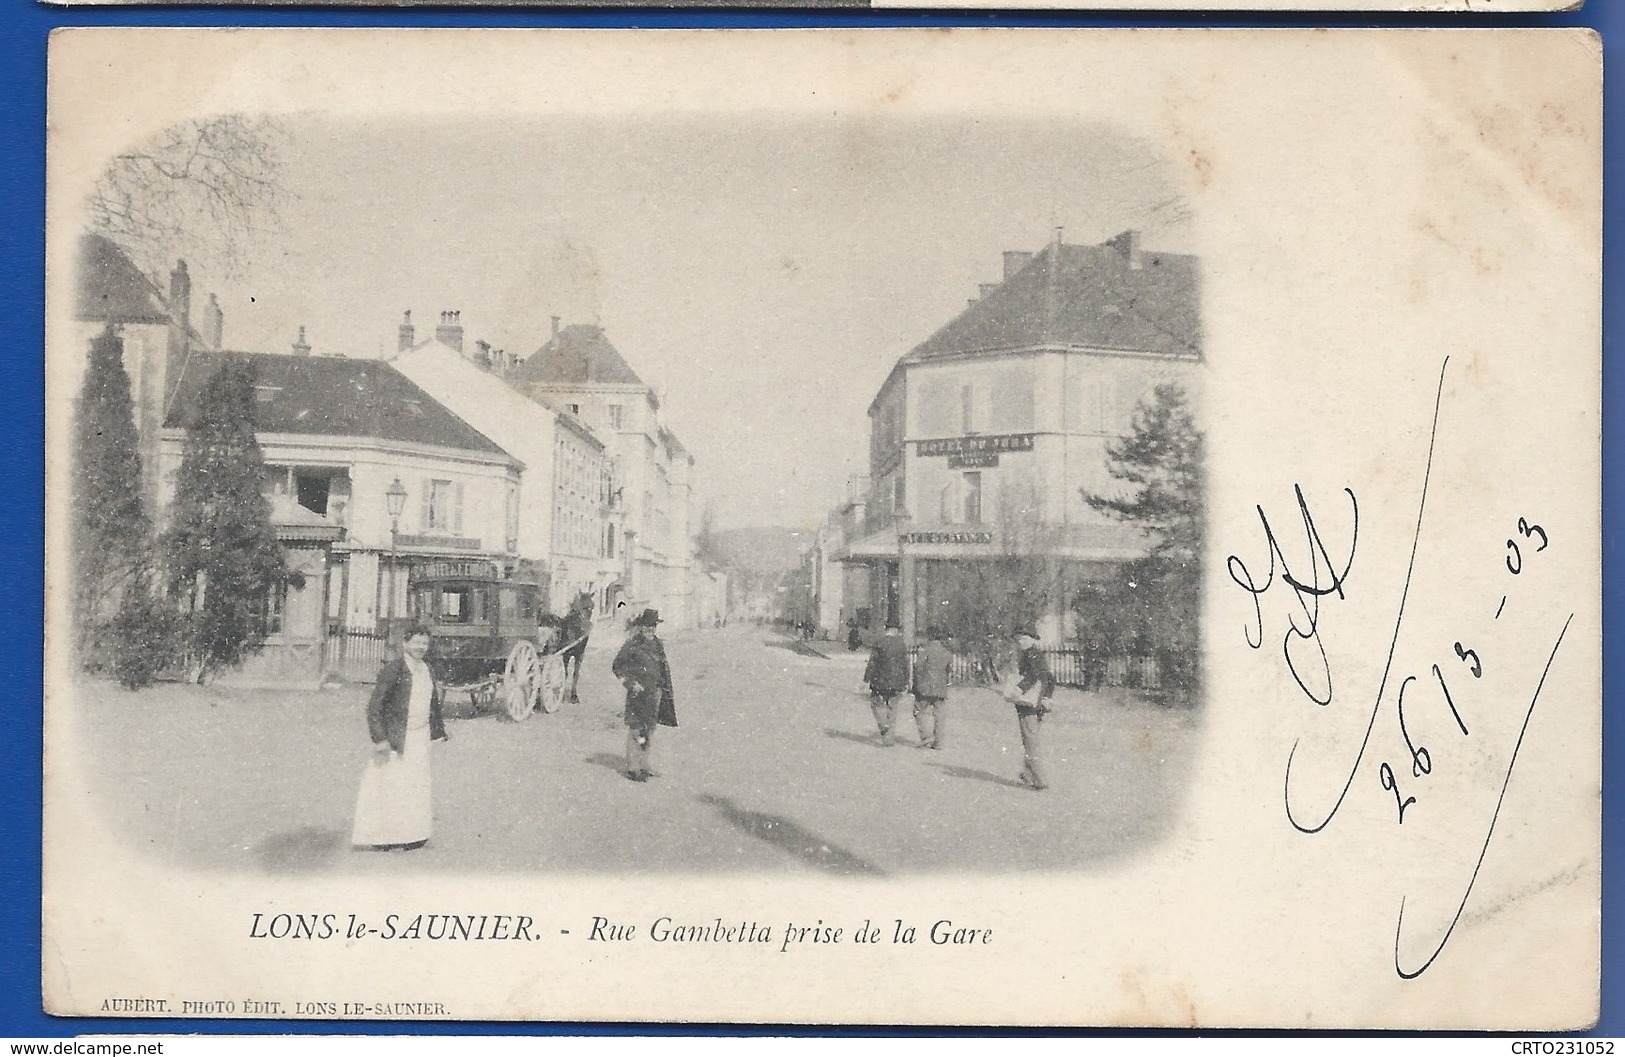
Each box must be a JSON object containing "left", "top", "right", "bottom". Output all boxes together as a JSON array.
[
  {"left": 1224, "top": 357, "right": 1577, "bottom": 980},
  {"left": 1381, "top": 514, "right": 1553, "bottom": 824}
]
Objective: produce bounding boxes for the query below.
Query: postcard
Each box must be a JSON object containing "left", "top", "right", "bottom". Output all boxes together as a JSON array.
[
  {"left": 37, "top": 0, "right": 1582, "bottom": 14},
  {"left": 43, "top": 28, "right": 1601, "bottom": 1028}
]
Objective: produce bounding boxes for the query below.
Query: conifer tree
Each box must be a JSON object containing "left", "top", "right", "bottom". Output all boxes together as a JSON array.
[
  {"left": 164, "top": 357, "right": 287, "bottom": 679},
  {"left": 71, "top": 326, "right": 150, "bottom": 662},
  {"left": 1084, "top": 381, "right": 1204, "bottom": 692}
]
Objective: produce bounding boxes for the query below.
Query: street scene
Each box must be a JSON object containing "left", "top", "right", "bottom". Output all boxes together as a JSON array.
[
  {"left": 74, "top": 624, "right": 1199, "bottom": 875},
  {"left": 60, "top": 110, "right": 1204, "bottom": 875}
]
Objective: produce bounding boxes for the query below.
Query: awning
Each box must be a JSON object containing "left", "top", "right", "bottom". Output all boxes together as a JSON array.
[
  {"left": 835, "top": 528, "right": 904, "bottom": 562},
  {"left": 835, "top": 520, "right": 1154, "bottom": 563}
]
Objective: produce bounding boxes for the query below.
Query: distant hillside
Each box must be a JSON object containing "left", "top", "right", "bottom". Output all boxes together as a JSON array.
[{"left": 709, "top": 526, "right": 810, "bottom": 586}]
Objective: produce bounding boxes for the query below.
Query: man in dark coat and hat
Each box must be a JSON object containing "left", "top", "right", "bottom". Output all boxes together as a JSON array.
[
  {"left": 1006, "top": 625, "right": 1056, "bottom": 790},
  {"left": 612, "top": 608, "right": 678, "bottom": 782},
  {"left": 863, "top": 619, "right": 910, "bottom": 746}
]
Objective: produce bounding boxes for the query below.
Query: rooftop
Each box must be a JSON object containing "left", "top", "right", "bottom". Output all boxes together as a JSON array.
[
  {"left": 162, "top": 351, "right": 515, "bottom": 462},
  {"left": 513, "top": 323, "right": 648, "bottom": 388},
  {"left": 73, "top": 233, "right": 171, "bottom": 326},
  {"left": 908, "top": 232, "right": 1201, "bottom": 363}
]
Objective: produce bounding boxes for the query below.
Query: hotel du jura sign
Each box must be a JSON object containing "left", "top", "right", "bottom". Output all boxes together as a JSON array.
[{"left": 915, "top": 432, "right": 1035, "bottom": 469}]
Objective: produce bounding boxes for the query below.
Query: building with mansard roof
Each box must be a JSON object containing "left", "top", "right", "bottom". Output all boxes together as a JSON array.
[{"left": 839, "top": 229, "right": 1202, "bottom": 647}]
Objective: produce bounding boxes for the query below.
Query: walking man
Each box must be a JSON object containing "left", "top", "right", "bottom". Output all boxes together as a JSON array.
[
  {"left": 863, "top": 619, "right": 910, "bottom": 745},
  {"left": 1006, "top": 626, "right": 1056, "bottom": 790},
  {"left": 911, "top": 625, "right": 952, "bottom": 750},
  {"left": 612, "top": 608, "right": 677, "bottom": 782}
]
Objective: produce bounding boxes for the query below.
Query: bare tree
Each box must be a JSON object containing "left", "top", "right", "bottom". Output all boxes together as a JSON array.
[
  {"left": 87, "top": 115, "right": 291, "bottom": 283},
  {"left": 920, "top": 483, "right": 1064, "bottom": 683}
]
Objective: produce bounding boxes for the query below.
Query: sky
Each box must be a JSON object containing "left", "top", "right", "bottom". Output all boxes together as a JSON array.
[{"left": 151, "top": 114, "right": 1191, "bottom": 531}]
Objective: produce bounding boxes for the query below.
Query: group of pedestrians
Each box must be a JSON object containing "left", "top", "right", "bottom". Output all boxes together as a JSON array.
[
  {"left": 350, "top": 607, "right": 678, "bottom": 852},
  {"left": 347, "top": 611, "right": 1057, "bottom": 854},
  {"left": 863, "top": 622, "right": 1056, "bottom": 791}
]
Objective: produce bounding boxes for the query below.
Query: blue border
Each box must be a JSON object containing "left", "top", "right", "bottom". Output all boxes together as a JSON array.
[{"left": 4, "top": 0, "right": 1613, "bottom": 1039}]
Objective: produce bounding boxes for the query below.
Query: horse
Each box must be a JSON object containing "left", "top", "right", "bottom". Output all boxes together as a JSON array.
[{"left": 558, "top": 591, "right": 594, "bottom": 704}]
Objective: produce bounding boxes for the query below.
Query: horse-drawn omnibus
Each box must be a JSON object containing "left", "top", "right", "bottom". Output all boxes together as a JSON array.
[{"left": 406, "top": 559, "right": 581, "bottom": 721}]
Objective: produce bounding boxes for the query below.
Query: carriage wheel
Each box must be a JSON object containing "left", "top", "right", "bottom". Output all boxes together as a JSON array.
[
  {"left": 538, "top": 653, "right": 569, "bottom": 714},
  {"left": 502, "top": 641, "right": 542, "bottom": 722}
]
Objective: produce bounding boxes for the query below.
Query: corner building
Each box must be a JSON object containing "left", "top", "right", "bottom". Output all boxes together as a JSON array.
[{"left": 841, "top": 230, "right": 1202, "bottom": 644}]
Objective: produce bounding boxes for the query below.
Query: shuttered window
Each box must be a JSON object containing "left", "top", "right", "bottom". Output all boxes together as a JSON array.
[{"left": 423, "top": 479, "right": 463, "bottom": 533}]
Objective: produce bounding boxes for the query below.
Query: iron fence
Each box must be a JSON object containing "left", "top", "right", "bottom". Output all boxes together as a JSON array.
[
  {"left": 323, "top": 626, "right": 388, "bottom": 683},
  {"left": 913, "top": 646, "right": 1178, "bottom": 692}
]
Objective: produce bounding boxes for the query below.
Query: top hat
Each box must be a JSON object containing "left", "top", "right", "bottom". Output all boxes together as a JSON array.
[{"left": 630, "top": 608, "right": 663, "bottom": 628}]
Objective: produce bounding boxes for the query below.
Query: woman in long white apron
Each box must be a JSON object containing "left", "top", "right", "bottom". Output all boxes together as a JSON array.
[{"left": 352, "top": 627, "right": 447, "bottom": 851}]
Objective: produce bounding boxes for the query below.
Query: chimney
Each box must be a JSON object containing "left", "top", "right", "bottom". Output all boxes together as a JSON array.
[
  {"left": 436, "top": 310, "right": 464, "bottom": 353},
  {"left": 291, "top": 325, "right": 311, "bottom": 357},
  {"left": 550, "top": 315, "right": 561, "bottom": 341},
  {"left": 1107, "top": 229, "right": 1144, "bottom": 269},
  {"left": 168, "top": 260, "right": 191, "bottom": 327},
  {"left": 398, "top": 310, "right": 415, "bottom": 352},
  {"left": 1002, "top": 251, "right": 1034, "bottom": 280},
  {"left": 204, "top": 293, "right": 224, "bottom": 350},
  {"left": 474, "top": 339, "right": 492, "bottom": 369}
]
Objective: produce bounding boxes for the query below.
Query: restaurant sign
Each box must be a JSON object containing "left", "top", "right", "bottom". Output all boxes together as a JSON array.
[
  {"left": 916, "top": 433, "right": 1035, "bottom": 458},
  {"left": 948, "top": 451, "right": 1001, "bottom": 469},
  {"left": 902, "top": 531, "right": 995, "bottom": 545}
]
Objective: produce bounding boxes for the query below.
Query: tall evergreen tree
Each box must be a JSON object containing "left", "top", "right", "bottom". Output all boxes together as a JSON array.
[
  {"left": 1086, "top": 382, "right": 1203, "bottom": 560},
  {"left": 1084, "top": 381, "right": 1205, "bottom": 692},
  {"left": 164, "top": 357, "right": 287, "bottom": 679},
  {"left": 71, "top": 326, "right": 151, "bottom": 661}
]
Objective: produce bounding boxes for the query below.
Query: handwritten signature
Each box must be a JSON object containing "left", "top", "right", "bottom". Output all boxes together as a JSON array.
[{"left": 1226, "top": 356, "right": 1576, "bottom": 979}]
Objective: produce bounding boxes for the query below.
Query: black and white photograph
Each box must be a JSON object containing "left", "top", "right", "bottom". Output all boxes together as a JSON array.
[{"left": 45, "top": 29, "right": 1600, "bottom": 1028}]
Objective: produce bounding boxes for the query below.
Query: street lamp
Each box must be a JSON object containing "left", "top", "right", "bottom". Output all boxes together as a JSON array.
[{"left": 385, "top": 477, "right": 407, "bottom": 622}]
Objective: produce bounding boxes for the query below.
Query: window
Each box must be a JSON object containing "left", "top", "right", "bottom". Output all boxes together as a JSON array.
[
  {"left": 262, "top": 582, "right": 287, "bottom": 636},
  {"left": 505, "top": 484, "right": 520, "bottom": 553},
  {"left": 990, "top": 366, "right": 1035, "bottom": 432},
  {"left": 606, "top": 526, "right": 616, "bottom": 559},
  {"left": 423, "top": 479, "right": 463, "bottom": 533},
  {"left": 566, "top": 403, "right": 581, "bottom": 416},
  {"left": 960, "top": 384, "right": 978, "bottom": 434},
  {"left": 499, "top": 585, "right": 535, "bottom": 623},
  {"left": 1066, "top": 373, "right": 1109, "bottom": 434},
  {"left": 918, "top": 378, "right": 955, "bottom": 436},
  {"left": 939, "top": 483, "right": 955, "bottom": 523},
  {"left": 963, "top": 471, "right": 982, "bottom": 524},
  {"left": 295, "top": 473, "right": 330, "bottom": 516},
  {"left": 438, "top": 587, "right": 471, "bottom": 624},
  {"left": 607, "top": 404, "right": 624, "bottom": 430}
]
